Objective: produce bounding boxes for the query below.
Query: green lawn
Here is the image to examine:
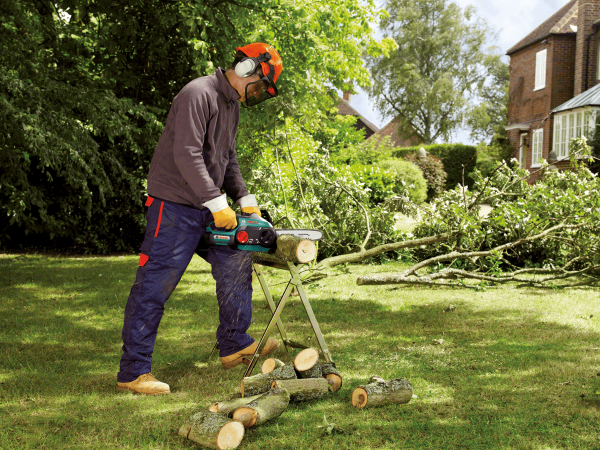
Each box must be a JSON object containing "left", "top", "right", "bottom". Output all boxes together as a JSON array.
[{"left": 1, "top": 253, "right": 600, "bottom": 449}]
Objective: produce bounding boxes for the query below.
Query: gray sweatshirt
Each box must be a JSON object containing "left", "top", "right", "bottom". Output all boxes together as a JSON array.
[{"left": 147, "top": 69, "right": 252, "bottom": 211}]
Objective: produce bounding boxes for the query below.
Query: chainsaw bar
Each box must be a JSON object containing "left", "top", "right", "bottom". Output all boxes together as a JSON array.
[{"left": 275, "top": 229, "right": 323, "bottom": 241}]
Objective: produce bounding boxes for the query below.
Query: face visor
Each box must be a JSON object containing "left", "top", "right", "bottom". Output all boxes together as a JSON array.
[{"left": 241, "top": 75, "right": 278, "bottom": 108}]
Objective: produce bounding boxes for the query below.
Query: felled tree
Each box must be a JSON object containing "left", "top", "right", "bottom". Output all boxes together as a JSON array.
[{"left": 317, "top": 138, "right": 600, "bottom": 289}]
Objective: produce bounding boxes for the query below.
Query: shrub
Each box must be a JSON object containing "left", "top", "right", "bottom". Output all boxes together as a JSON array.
[
  {"left": 375, "top": 159, "right": 427, "bottom": 204},
  {"left": 348, "top": 165, "right": 397, "bottom": 206},
  {"left": 404, "top": 153, "right": 447, "bottom": 201},
  {"left": 392, "top": 144, "right": 478, "bottom": 190}
]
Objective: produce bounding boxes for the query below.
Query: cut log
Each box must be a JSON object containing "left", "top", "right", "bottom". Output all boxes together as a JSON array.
[
  {"left": 273, "top": 234, "right": 317, "bottom": 264},
  {"left": 209, "top": 394, "right": 264, "bottom": 416},
  {"left": 293, "top": 348, "right": 319, "bottom": 372},
  {"left": 240, "top": 364, "right": 297, "bottom": 397},
  {"left": 232, "top": 388, "right": 290, "bottom": 428},
  {"left": 351, "top": 378, "right": 413, "bottom": 409},
  {"left": 261, "top": 358, "right": 285, "bottom": 374},
  {"left": 179, "top": 411, "right": 245, "bottom": 450},
  {"left": 321, "top": 363, "right": 343, "bottom": 392},
  {"left": 271, "top": 378, "right": 329, "bottom": 403}
]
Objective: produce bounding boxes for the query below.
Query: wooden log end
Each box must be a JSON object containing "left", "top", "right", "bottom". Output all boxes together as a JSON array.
[
  {"left": 351, "top": 387, "right": 368, "bottom": 408},
  {"left": 296, "top": 240, "right": 317, "bottom": 264},
  {"left": 233, "top": 407, "right": 258, "bottom": 428},
  {"left": 324, "top": 373, "right": 343, "bottom": 392},
  {"left": 261, "top": 358, "right": 284, "bottom": 374},
  {"left": 216, "top": 421, "right": 245, "bottom": 449},
  {"left": 293, "top": 348, "right": 319, "bottom": 372},
  {"left": 208, "top": 403, "right": 220, "bottom": 413}
]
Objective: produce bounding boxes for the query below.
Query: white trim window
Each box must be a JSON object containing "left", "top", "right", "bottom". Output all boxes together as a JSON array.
[
  {"left": 552, "top": 108, "right": 597, "bottom": 158},
  {"left": 531, "top": 129, "right": 543, "bottom": 167},
  {"left": 534, "top": 49, "right": 547, "bottom": 91}
]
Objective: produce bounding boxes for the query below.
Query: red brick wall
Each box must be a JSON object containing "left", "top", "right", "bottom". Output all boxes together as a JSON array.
[
  {"left": 507, "top": 40, "right": 555, "bottom": 181},
  {"left": 575, "top": 0, "right": 600, "bottom": 95}
]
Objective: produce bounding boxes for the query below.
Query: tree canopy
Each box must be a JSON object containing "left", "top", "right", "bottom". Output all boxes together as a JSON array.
[
  {"left": 0, "top": 0, "right": 394, "bottom": 252},
  {"left": 366, "top": 0, "right": 504, "bottom": 144}
]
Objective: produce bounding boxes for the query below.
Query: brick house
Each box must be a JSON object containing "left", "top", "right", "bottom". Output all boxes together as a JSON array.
[{"left": 506, "top": 0, "right": 600, "bottom": 181}]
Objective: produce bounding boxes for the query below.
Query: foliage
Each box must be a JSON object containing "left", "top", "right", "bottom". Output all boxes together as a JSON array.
[
  {"left": 392, "top": 143, "right": 478, "bottom": 189},
  {"left": 375, "top": 160, "right": 427, "bottom": 204},
  {"left": 366, "top": 0, "right": 501, "bottom": 144},
  {"left": 474, "top": 140, "right": 514, "bottom": 178},
  {"left": 348, "top": 165, "right": 397, "bottom": 206},
  {"left": 404, "top": 153, "right": 447, "bottom": 201},
  {"left": 410, "top": 148, "right": 600, "bottom": 274},
  {"left": 465, "top": 55, "right": 510, "bottom": 143},
  {"left": 246, "top": 120, "right": 405, "bottom": 259},
  {"left": 585, "top": 119, "right": 600, "bottom": 175},
  {"left": 1, "top": 0, "right": 395, "bottom": 252}
]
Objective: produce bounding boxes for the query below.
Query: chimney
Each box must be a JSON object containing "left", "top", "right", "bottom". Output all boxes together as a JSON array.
[
  {"left": 343, "top": 91, "right": 351, "bottom": 102},
  {"left": 574, "top": 0, "right": 600, "bottom": 96}
]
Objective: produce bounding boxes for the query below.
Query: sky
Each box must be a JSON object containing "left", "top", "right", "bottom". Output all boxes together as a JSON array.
[{"left": 345, "top": 0, "right": 571, "bottom": 144}]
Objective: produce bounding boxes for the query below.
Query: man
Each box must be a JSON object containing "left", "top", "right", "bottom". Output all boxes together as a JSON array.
[{"left": 116, "top": 43, "right": 283, "bottom": 395}]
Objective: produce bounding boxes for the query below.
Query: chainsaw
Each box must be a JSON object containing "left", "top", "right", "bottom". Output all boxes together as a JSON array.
[{"left": 205, "top": 210, "right": 322, "bottom": 252}]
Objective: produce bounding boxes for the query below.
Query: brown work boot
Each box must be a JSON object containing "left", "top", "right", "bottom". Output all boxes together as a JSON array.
[
  {"left": 117, "top": 373, "right": 170, "bottom": 395},
  {"left": 220, "top": 339, "right": 280, "bottom": 369}
]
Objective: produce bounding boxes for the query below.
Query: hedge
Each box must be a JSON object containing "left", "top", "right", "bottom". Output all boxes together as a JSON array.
[{"left": 391, "top": 144, "right": 478, "bottom": 190}]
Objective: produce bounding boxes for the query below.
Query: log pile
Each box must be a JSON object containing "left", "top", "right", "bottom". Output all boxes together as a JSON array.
[{"left": 179, "top": 348, "right": 414, "bottom": 449}]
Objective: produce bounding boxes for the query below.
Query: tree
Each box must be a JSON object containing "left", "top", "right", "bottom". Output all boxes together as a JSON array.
[
  {"left": 314, "top": 139, "right": 600, "bottom": 290},
  {"left": 0, "top": 0, "right": 394, "bottom": 252},
  {"left": 366, "top": 0, "right": 500, "bottom": 144}
]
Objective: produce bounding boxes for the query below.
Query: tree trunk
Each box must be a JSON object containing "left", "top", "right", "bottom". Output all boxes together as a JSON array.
[
  {"left": 321, "top": 363, "right": 343, "bottom": 392},
  {"left": 240, "top": 364, "right": 297, "bottom": 397},
  {"left": 293, "top": 347, "right": 320, "bottom": 375},
  {"left": 273, "top": 234, "right": 317, "bottom": 264},
  {"left": 351, "top": 378, "right": 413, "bottom": 409},
  {"left": 209, "top": 394, "right": 265, "bottom": 416},
  {"left": 232, "top": 388, "right": 290, "bottom": 428},
  {"left": 261, "top": 358, "right": 285, "bottom": 374},
  {"left": 271, "top": 378, "right": 329, "bottom": 403},
  {"left": 179, "top": 411, "right": 245, "bottom": 450}
]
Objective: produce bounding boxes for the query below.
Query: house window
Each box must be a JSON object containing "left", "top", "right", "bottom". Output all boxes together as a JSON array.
[
  {"left": 552, "top": 108, "right": 597, "bottom": 159},
  {"left": 531, "top": 129, "right": 543, "bottom": 167},
  {"left": 534, "top": 49, "right": 547, "bottom": 91}
]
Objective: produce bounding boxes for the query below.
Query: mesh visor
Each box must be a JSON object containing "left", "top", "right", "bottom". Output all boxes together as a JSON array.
[{"left": 242, "top": 76, "right": 278, "bottom": 108}]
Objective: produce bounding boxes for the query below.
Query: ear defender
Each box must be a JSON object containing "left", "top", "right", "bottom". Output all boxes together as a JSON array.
[{"left": 235, "top": 58, "right": 258, "bottom": 78}]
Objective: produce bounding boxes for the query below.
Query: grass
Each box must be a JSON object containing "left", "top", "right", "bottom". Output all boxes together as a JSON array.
[{"left": 1, "top": 252, "right": 600, "bottom": 449}]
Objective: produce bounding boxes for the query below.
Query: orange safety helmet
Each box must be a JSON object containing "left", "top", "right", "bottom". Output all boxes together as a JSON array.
[
  {"left": 235, "top": 43, "right": 282, "bottom": 107},
  {"left": 236, "top": 42, "right": 283, "bottom": 85}
]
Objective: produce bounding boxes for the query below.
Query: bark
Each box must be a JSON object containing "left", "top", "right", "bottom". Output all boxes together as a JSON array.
[
  {"left": 261, "top": 358, "right": 285, "bottom": 374},
  {"left": 315, "top": 233, "right": 451, "bottom": 270},
  {"left": 273, "top": 234, "right": 317, "bottom": 264},
  {"left": 240, "top": 364, "right": 297, "bottom": 397},
  {"left": 179, "top": 411, "right": 245, "bottom": 450},
  {"left": 232, "top": 388, "right": 290, "bottom": 428},
  {"left": 351, "top": 378, "right": 413, "bottom": 409},
  {"left": 271, "top": 378, "right": 330, "bottom": 403},
  {"left": 321, "top": 363, "right": 343, "bottom": 392}
]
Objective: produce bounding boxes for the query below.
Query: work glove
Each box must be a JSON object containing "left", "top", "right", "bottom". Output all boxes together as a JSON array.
[
  {"left": 213, "top": 207, "right": 238, "bottom": 229},
  {"left": 241, "top": 206, "right": 262, "bottom": 217}
]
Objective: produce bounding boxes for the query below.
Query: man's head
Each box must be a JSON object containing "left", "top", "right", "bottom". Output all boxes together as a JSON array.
[{"left": 227, "top": 43, "right": 282, "bottom": 108}]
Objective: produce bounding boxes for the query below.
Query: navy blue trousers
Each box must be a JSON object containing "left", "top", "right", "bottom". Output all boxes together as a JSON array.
[{"left": 117, "top": 198, "right": 254, "bottom": 383}]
